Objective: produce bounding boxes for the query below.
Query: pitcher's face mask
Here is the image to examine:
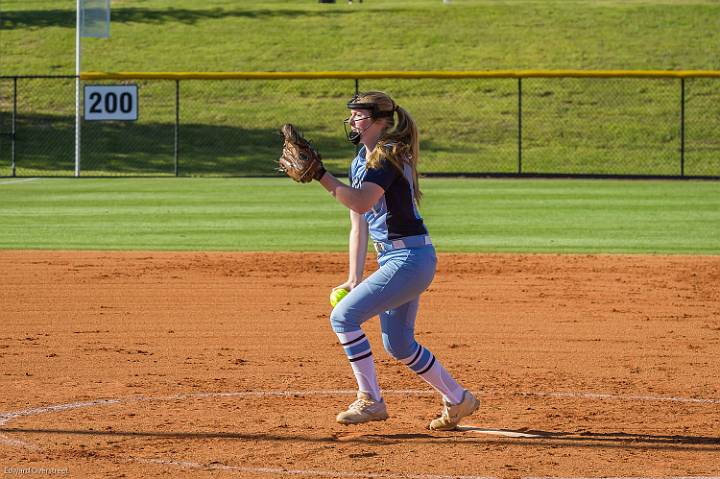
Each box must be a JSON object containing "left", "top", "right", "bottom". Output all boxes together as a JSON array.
[
  {"left": 343, "top": 111, "right": 374, "bottom": 145},
  {"left": 344, "top": 94, "right": 394, "bottom": 145}
]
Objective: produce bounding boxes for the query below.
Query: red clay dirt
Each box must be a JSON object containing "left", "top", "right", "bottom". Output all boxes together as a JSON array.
[{"left": 1, "top": 251, "right": 719, "bottom": 478}]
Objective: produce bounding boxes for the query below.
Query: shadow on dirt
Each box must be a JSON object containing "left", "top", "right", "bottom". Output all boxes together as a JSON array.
[{"left": 3, "top": 427, "right": 720, "bottom": 452}]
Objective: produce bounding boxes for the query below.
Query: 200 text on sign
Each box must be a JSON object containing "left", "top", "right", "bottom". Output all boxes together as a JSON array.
[{"left": 84, "top": 85, "right": 138, "bottom": 121}]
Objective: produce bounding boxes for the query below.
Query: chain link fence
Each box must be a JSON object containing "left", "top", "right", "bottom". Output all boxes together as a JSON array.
[
  {"left": 1, "top": 73, "right": 719, "bottom": 178},
  {"left": 1, "top": 76, "right": 77, "bottom": 177}
]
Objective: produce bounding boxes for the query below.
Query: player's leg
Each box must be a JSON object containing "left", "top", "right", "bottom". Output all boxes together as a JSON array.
[
  {"left": 330, "top": 295, "right": 384, "bottom": 421},
  {"left": 380, "top": 301, "right": 464, "bottom": 403},
  {"left": 380, "top": 302, "right": 479, "bottom": 430},
  {"left": 376, "top": 247, "right": 480, "bottom": 429},
  {"left": 329, "top": 247, "right": 437, "bottom": 423},
  {"left": 330, "top": 270, "right": 406, "bottom": 424}
]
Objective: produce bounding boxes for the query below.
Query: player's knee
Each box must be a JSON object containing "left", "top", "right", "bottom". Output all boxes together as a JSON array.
[
  {"left": 382, "top": 334, "right": 417, "bottom": 360},
  {"left": 329, "top": 302, "right": 360, "bottom": 333}
]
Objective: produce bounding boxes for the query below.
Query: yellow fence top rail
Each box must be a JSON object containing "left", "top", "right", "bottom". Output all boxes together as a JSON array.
[{"left": 80, "top": 70, "right": 720, "bottom": 81}]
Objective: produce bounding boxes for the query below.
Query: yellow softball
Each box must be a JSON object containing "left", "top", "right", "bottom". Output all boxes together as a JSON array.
[{"left": 330, "top": 288, "right": 349, "bottom": 307}]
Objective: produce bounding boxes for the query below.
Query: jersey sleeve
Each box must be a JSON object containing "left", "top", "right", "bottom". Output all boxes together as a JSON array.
[{"left": 362, "top": 158, "right": 401, "bottom": 191}]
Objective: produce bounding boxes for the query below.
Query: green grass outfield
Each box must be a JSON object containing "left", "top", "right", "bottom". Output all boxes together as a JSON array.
[
  {"left": 1, "top": 177, "right": 718, "bottom": 254},
  {"left": 2, "top": 1, "right": 720, "bottom": 178}
]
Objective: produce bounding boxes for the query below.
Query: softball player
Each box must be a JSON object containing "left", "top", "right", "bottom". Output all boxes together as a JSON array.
[{"left": 316, "top": 91, "right": 479, "bottom": 430}]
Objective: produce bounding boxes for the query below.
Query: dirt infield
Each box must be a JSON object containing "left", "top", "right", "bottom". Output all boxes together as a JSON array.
[{"left": 1, "top": 251, "right": 719, "bottom": 478}]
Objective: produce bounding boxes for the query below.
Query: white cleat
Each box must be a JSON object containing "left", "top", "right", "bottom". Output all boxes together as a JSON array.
[
  {"left": 336, "top": 392, "right": 389, "bottom": 425},
  {"left": 429, "top": 390, "right": 480, "bottom": 431}
]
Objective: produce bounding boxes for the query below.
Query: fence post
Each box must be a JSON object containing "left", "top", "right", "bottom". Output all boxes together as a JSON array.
[
  {"left": 354, "top": 79, "right": 360, "bottom": 155},
  {"left": 680, "top": 77, "right": 685, "bottom": 177},
  {"left": 517, "top": 77, "right": 523, "bottom": 175},
  {"left": 174, "top": 79, "right": 180, "bottom": 177},
  {"left": 11, "top": 77, "right": 17, "bottom": 178}
]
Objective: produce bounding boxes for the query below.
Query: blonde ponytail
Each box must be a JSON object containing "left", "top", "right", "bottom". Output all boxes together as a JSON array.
[{"left": 357, "top": 92, "right": 422, "bottom": 203}]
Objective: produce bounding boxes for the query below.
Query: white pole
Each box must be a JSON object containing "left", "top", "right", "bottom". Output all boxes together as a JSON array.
[{"left": 75, "top": 0, "right": 81, "bottom": 177}]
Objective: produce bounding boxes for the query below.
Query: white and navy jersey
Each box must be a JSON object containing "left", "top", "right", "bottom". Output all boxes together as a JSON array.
[{"left": 349, "top": 146, "right": 428, "bottom": 242}]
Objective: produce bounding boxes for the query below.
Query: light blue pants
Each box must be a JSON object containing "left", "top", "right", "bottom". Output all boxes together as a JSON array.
[{"left": 330, "top": 245, "right": 437, "bottom": 360}]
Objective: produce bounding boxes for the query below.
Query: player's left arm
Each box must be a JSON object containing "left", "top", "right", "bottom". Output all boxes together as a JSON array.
[
  {"left": 344, "top": 209, "right": 369, "bottom": 289},
  {"left": 319, "top": 173, "right": 384, "bottom": 214}
]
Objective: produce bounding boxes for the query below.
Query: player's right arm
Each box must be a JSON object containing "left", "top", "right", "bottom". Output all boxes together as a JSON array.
[{"left": 319, "top": 173, "right": 384, "bottom": 214}]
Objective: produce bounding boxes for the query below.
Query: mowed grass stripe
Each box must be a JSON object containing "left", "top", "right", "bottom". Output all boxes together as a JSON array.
[{"left": 0, "top": 178, "right": 717, "bottom": 254}]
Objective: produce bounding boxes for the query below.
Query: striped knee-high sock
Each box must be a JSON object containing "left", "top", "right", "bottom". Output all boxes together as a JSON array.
[
  {"left": 336, "top": 330, "right": 382, "bottom": 401},
  {"left": 401, "top": 344, "right": 465, "bottom": 405}
]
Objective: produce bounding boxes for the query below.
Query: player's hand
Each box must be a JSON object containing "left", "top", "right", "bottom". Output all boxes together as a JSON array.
[{"left": 333, "top": 280, "right": 356, "bottom": 293}]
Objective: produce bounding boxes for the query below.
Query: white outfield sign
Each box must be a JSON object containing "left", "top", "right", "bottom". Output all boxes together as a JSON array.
[{"left": 84, "top": 85, "right": 138, "bottom": 121}]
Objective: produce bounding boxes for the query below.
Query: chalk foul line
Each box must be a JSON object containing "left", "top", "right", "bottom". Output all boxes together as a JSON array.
[
  {"left": 137, "top": 457, "right": 496, "bottom": 479},
  {"left": 2, "top": 389, "right": 718, "bottom": 431},
  {"left": 2, "top": 390, "right": 720, "bottom": 478},
  {"left": 0, "top": 178, "right": 39, "bottom": 186},
  {"left": 137, "top": 459, "right": 720, "bottom": 479}
]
